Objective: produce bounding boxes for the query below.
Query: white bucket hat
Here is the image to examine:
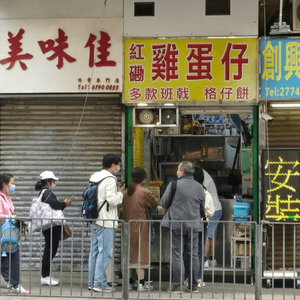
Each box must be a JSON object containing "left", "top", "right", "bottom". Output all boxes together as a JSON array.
[{"left": 40, "top": 171, "right": 59, "bottom": 181}]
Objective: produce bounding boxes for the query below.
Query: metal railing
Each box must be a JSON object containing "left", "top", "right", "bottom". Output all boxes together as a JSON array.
[{"left": 1, "top": 217, "right": 300, "bottom": 299}]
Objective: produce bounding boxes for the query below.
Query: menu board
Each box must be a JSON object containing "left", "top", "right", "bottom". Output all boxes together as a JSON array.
[{"left": 262, "top": 149, "right": 300, "bottom": 222}]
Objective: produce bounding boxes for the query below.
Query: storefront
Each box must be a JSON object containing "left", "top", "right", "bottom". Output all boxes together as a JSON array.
[
  {"left": 0, "top": 18, "right": 123, "bottom": 269},
  {"left": 260, "top": 37, "right": 300, "bottom": 280},
  {"left": 124, "top": 37, "right": 259, "bottom": 267}
]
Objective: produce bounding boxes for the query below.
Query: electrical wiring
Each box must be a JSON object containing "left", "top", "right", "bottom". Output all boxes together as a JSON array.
[
  {"left": 58, "top": 0, "right": 108, "bottom": 179},
  {"left": 42, "top": 0, "right": 108, "bottom": 203}
]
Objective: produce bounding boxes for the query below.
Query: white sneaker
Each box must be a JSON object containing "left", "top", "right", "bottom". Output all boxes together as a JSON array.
[
  {"left": 144, "top": 281, "right": 153, "bottom": 290},
  {"left": 41, "top": 276, "right": 59, "bottom": 286},
  {"left": 93, "top": 284, "right": 115, "bottom": 293},
  {"left": 137, "top": 282, "right": 153, "bottom": 292},
  {"left": 210, "top": 259, "right": 217, "bottom": 267},
  {"left": 197, "top": 279, "right": 205, "bottom": 287},
  {"left": 10, "top": 285, "right": 29, "bottom": 294},
  {"left": 204, "top": 260, "right": 209, "bottom": 268},
  {"left": 184, "top": 278, "right": 189, "bottom": 287}
]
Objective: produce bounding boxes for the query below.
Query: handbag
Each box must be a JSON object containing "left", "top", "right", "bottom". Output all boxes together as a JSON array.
[
  {"left": 29, "top": 189, "right": 65, "bottom": 232},
  {"left": 63, "top": 223, "right": 72, "bottom": 240},
  {"left": 146, "top": 208, "right": 156, "bottom": 245},
  {"left": 204, "top": 188, "right": 215, "bottom": 218}
]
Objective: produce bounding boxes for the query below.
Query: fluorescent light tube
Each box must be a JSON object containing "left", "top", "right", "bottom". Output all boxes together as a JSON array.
[{"left": 270, "top": 103, "right": 300, "bottom": 108}]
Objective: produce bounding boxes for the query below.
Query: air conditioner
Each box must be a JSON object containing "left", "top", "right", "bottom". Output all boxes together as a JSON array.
[
  {"left": 293, "top": 0, "right": 300, "bottom": 31},
  {"left": 133, "top": 107, "right": 179, "bottom": 127}
]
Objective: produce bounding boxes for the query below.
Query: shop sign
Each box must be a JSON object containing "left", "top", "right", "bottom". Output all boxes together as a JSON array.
[
  {"left": 261, "top": 38, "right": 300, "bottom": 99},
  {"left": 124, "top": 38, "right": 257, "bottom": 103},
  {"left": 262, "top": 149, "right": 300, "bottom": 222},
  {"left": 0, "top": 19, "right": 122, "bottom": 93}
]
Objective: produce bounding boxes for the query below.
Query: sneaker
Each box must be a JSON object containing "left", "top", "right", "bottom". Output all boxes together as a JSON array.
[
  {"left": 186, "top": 285, "right": 198, "bottom": 293},
  {"left": 137, "top": 283, "right": 154, "bottom": 292},
  {"left": 93, "top": 284, "right": 115, "bottom": 293},
  {"left": 144, "top": 281, "right": 154, "bottom": 290},
  {"left": 210, "top": 258, "right": 217, "bottom": 267},
  {"left": 197, "top": 279, "right": 205, "bottom": 287},
  {"left": 167, "top": 286, "right": 181, "bottom": 293},
  {"left": 10, "top": 285, "right": 29, "bottom": 295},
  {"left": 108, "top": 281, "right": 119, "bottom": 287},
  {"left": 184, "top": 278, "right": 189, "bottom": 287},
  {"left": 41, "top": 276, "right": 59, "bottom": 286},
  {"left": 88, "top": 284, "right": 92, "bottom": 290},
  {"left": 204, "top": 259, "right": 209, "bottom": 268}
]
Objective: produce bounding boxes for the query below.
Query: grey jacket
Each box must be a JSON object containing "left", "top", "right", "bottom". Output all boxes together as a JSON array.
[{"left": 160, "top": 175, "right": 205, "bottom": 232}]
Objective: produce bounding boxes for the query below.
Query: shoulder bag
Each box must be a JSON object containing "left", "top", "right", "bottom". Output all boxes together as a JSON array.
[{"left": 29, "top": 189, "right": 65, "bottom": 233}]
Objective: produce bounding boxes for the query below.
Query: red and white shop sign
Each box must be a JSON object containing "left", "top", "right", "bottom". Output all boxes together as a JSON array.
[{"left": 0, "top": 19, "right": 123, "bottom": 93}]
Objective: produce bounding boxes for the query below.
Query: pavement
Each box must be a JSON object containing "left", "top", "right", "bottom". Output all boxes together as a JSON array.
[{"left": 0, "top": 271, "right": 299, "bottom": 299}]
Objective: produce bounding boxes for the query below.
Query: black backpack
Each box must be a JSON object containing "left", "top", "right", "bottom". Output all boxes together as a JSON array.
[{"left": 82, "top": 176, "right": 113, "bottom": 222}]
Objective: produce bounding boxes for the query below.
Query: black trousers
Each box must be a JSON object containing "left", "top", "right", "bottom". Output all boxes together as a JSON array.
[
  {"left": 1, "top": 248, "right": 20, "bottom": 286},
  {"left": 42, "top": 225, "right": 61, "bottom": 278}
]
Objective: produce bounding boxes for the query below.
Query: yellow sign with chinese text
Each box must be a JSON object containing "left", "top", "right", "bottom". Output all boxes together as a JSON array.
[
  {"left": 263, "top": 150, "right": 300, "bottom": 222},
  {"left": 124, "top": 38, "right": 257, "bottom": 103}
]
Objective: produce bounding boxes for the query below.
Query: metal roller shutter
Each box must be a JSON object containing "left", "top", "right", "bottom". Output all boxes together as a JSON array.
[
  {"left": 265, "top": 103, "right": 300, "bottom": 270},
  {"left": 0, "top": 96, "right": 123, "bottom": 271},
  {"left": 267, "top": 105, "right": 300, "bottom": 148}
]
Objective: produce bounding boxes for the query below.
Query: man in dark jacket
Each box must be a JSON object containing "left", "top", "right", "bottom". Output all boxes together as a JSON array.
[{"left": 160, "top": 161, "right": 205, "bottom": 293}]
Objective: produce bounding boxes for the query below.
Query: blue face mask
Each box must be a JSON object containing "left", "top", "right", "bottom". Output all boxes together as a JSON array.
[{"left": 8, "top": 184, "right": 16, "bottom": 194}]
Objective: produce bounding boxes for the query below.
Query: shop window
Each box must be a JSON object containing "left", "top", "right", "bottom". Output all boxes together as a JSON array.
[
  {"left": 206, "top": 0, "right": 230, "bottom": 15},
  {"left": 134, "top": 2, "right": 155, "bottom": 17}
]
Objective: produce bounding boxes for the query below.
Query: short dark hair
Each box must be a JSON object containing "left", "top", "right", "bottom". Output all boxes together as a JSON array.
[
  {"left": 0, "top": 173, "right": 14, "bottom": 190},
  {"left": 179, "top": 161, "right": 194, "bottom": 176},
  {"left": 102, "top": 154, "right": 121, "bottom": 169}
]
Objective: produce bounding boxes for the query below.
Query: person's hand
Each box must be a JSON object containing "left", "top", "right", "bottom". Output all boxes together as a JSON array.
[
  {"left": 118, "top": 183, "right": 125, "bottom": 193},
  {"left": 64, "top": 199, "right": 72, "bottom": 207}
]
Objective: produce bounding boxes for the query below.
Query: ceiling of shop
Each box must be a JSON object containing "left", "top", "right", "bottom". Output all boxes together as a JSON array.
[{"left": 259, "top": 0, "right": 300, "bottom": 36}]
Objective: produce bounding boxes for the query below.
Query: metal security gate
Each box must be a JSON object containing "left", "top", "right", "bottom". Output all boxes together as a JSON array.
[{"left": 0, "top": 96, "right": 123, "bottom": 271}]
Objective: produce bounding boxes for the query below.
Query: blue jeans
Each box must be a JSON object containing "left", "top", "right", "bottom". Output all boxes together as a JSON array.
[{"left": 88, "top": 225, "right": 114, "bottom": 287}]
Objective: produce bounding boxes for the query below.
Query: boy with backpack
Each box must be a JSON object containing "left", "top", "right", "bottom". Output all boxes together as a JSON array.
[{"left": 87, "top": 154, "right": 124, "bottom": 293}]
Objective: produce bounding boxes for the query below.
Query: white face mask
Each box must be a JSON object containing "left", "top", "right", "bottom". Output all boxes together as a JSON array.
[
  {"left": 51, "top": 183, "right": 56, "bottom": 189},
  {"left": 115, "top": 165, "right": 120, "bottom": 174}
]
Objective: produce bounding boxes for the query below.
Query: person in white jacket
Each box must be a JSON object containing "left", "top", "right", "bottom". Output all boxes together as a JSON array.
[{"left": 88, "top": 154, "right": 124, "bottom": 293}]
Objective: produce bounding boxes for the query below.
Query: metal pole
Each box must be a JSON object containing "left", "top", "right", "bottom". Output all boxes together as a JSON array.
[
  {"left": 255, "top": 224, "right": 262, "bottom": 300},
  {"left": 278, "top": 0, "right": 283, "bottom": 28},
  {"left": 123, "top": 222, "right": 129, "bottom": 300}
]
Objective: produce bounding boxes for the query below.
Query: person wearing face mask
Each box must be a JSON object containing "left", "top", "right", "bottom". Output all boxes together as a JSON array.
[
  {"left": 88, "top": 154, "right": 124, "bottom": 293},
  {"left": 0, "top": 173, "right": 29, "bottom": 294},
  {"left": 160, "top": 161, "right": 205, "bottom": 293},
  {"left": 34, "top": 171, "right": 72, "bottom": 286}
]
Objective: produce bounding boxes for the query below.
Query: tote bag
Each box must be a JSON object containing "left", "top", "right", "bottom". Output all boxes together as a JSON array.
[
  {"left": 204, "top": 189, "right": 215, "bottom": 219},
  {"left": 29, "top": 189, "right": 65, "bottom": 233}
]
